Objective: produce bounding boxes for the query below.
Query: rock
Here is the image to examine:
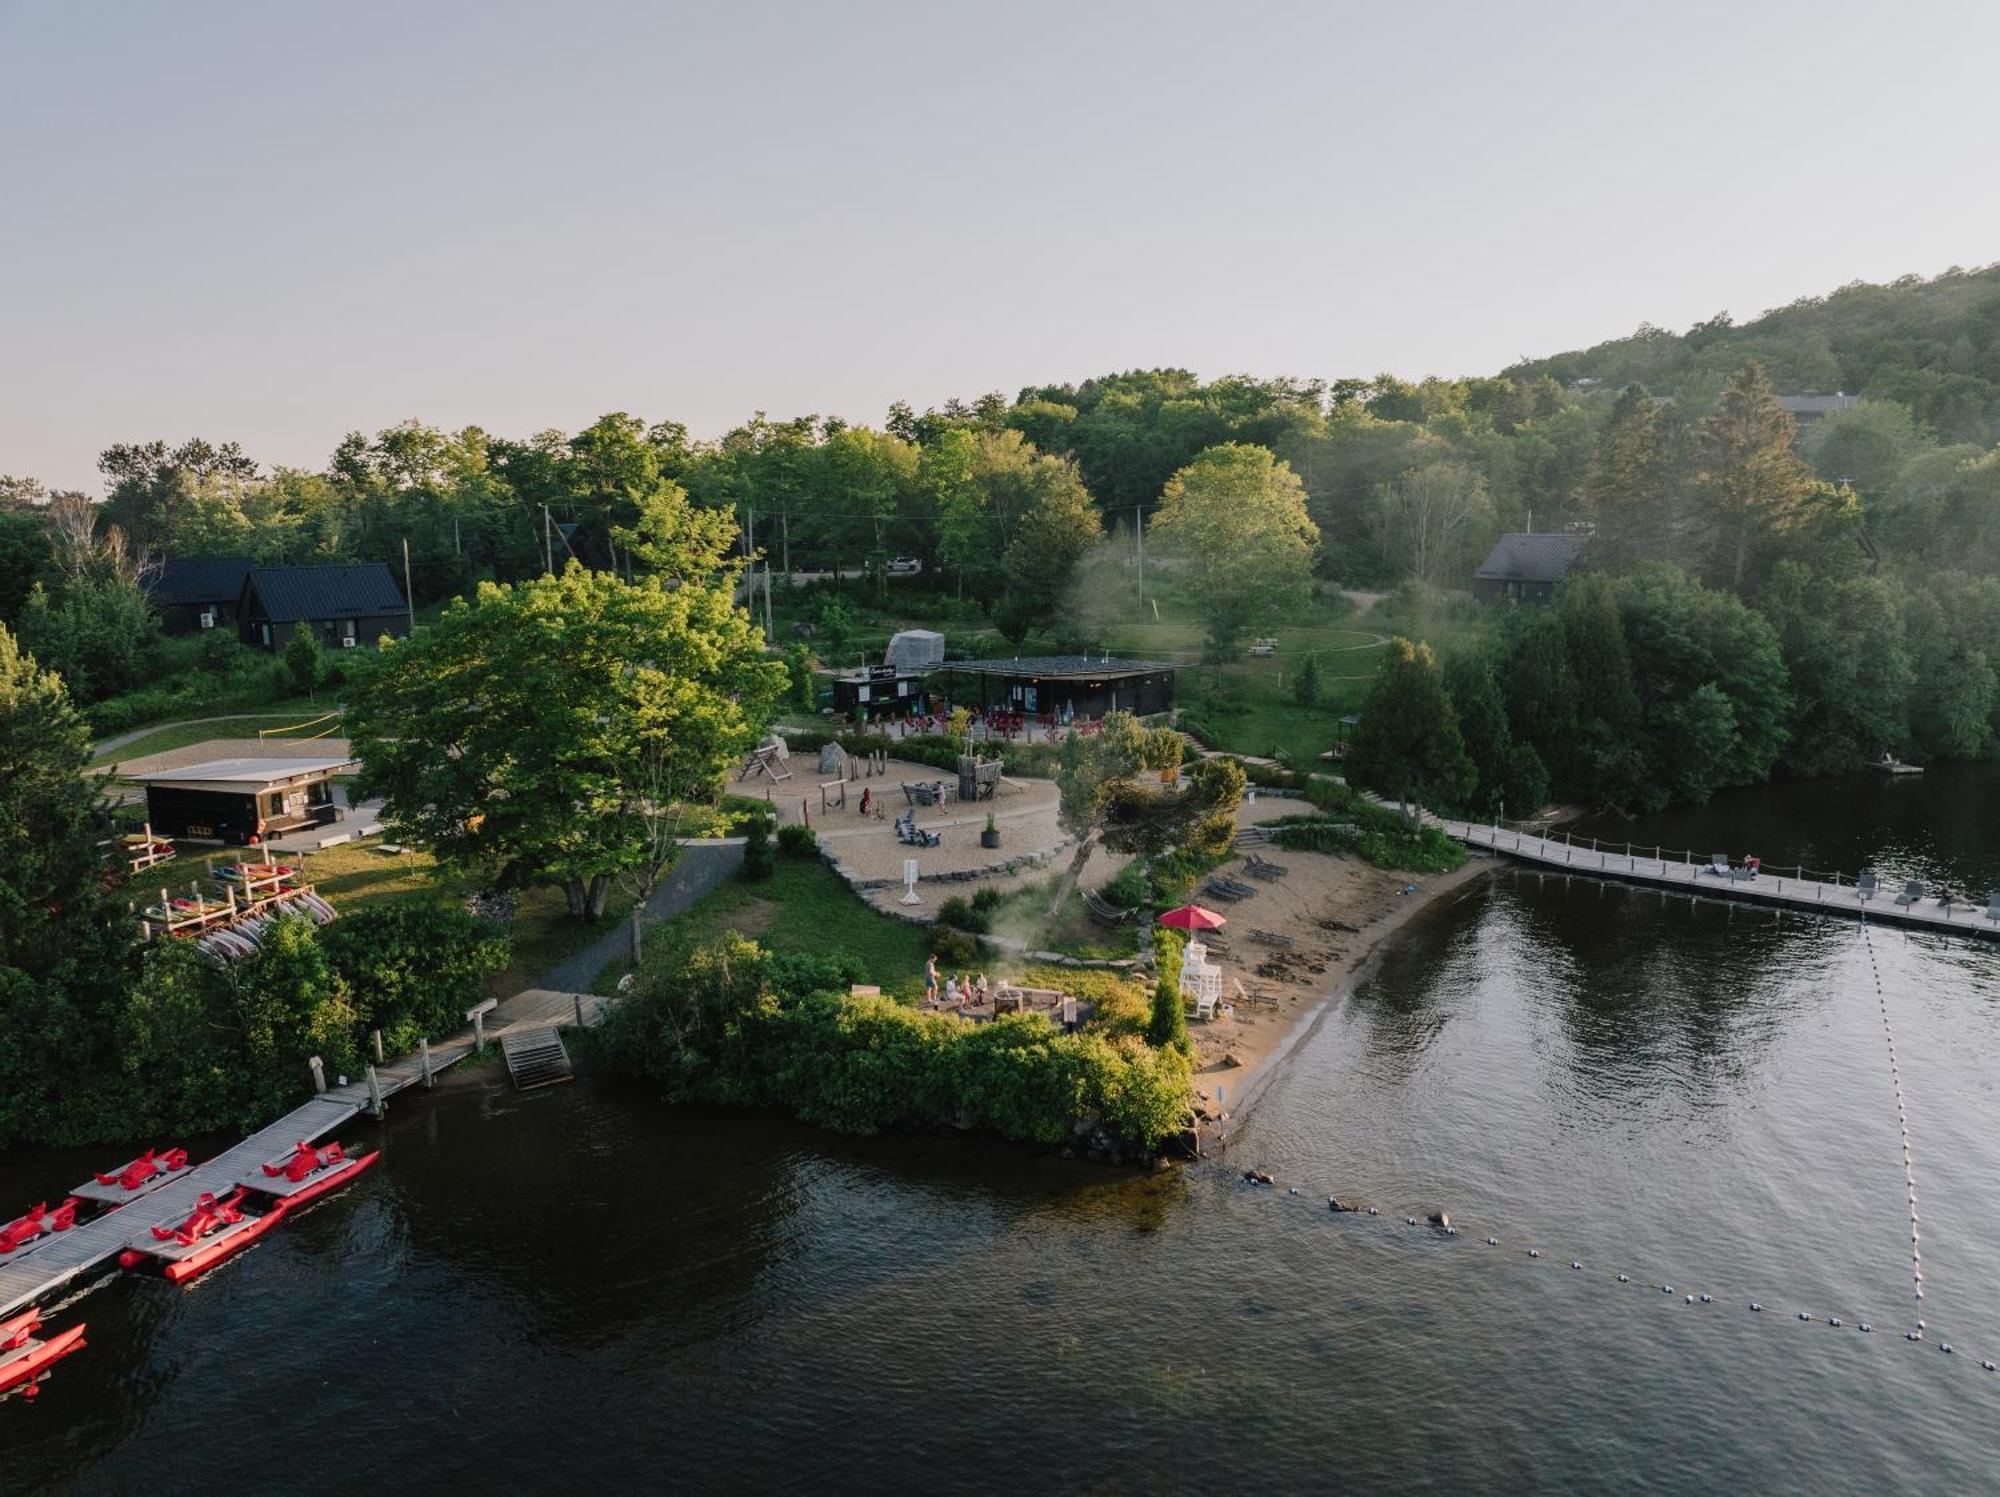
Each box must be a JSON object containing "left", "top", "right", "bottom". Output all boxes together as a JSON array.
[
  {"left": 1219, "top": 1053, "right": 1244, "bottom": 1069},
  {"left": 1428, "top": 1210, "right": 1452, "bottom": 1230},
  {"left": 817, "top": 742, "right": 849, "bottom": 775},
  {"left": 1329, "top": 1197, "right": 1366, "bottom": 1213}
]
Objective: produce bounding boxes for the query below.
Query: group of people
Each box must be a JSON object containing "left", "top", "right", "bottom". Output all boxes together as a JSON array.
[{"left": 925, "top": 956, "right": 992, "bottom": 1008}]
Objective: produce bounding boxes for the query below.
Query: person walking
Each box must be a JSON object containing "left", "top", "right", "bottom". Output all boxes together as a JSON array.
[{"left": 925, "top": 954, "right": 940, "bottom": 1005}]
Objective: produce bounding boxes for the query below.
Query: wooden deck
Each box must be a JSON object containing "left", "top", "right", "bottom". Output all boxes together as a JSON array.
[
  {"left": 1443, "top": 821, "right": 2000, "bottom": 941},
  {"left": 0, "top": 986, "right": 604, "bottom": 1320}
]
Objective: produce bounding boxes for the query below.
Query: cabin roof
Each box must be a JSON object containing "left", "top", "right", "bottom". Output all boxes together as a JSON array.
[
  {"left": 146, "top": 556, "right": 253, "bottom": 607},
  {"left": 244, "top": 564, "right": 406, "bottom": 623},
  {"left": 127, "top": 755, "right": 357, "bottom": 791},
  {"left": 1474, "top": 532, "right": 1587, "bottom": 584}
]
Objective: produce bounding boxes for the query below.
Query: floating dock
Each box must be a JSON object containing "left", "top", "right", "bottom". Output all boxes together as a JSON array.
[
  {"left": 1442, "top": 822, "right": 2000, "bottom": 942},
  {"left": 0, "top": 987, "right": 603, "bottom": 1320}
]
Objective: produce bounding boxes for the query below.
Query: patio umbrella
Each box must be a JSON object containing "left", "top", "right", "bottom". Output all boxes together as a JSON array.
[{"left": 1156, "top": 904, "right": 1228, "bottom": 931}]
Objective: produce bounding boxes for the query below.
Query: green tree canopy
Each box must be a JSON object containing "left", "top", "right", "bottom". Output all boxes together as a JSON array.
[
  {"left": 346, "top": 565, "right": 787, "bottom": 920},
  {"left": 1151, "top": 443, "right": 1320, "bottom": 654},
  {"left": 1347, "top": 636, "right": 1473, "bottom": 819}
]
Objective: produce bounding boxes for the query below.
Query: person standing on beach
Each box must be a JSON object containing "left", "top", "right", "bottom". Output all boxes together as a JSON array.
[{"left": 925, "top": 954, "right": 939, "bottom": 1004}]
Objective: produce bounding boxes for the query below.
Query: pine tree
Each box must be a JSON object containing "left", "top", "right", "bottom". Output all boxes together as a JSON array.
[
  {"left": 1694, "top": 363, "right": 1819, "bottom": 595},
  {"left": 1582, "top": 384, "right": 1671, "bottom": 569},
  {"left": 1347, "top": 637, "right": 1474, "bottom": 821}
]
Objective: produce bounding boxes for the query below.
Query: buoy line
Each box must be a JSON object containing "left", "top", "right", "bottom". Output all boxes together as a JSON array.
[
  {"left": 1218, "top": 928, "right": 1984, "bottom": 1378},
  {"left": 1861, "top": 915, "right": 1928, "bottom": 1338}
]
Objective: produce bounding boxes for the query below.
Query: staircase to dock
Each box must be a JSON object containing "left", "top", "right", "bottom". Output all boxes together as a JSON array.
[{"left": 500, "top": 1027, "right": 574, "bottom": 1090}]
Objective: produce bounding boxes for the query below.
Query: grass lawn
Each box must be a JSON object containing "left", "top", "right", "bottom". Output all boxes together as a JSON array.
[
  {"left": 92, "top": 702, "right": 339, "bottom": 766},
  {"left": 202, "top": 834, "right": 637, "bottom": 998},
  {"left": 984, "top": 876, "right": 1139, "bottom": 961},
  {"left": 625, "top": 856, "right": 935, "bottom": 1000}
]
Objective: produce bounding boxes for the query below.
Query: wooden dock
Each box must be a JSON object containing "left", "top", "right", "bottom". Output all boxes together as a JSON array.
[
  {"left": 1442, "top": 821, "right": 2000, "bottom": 941},
  {"left": 0, "top": 986, "right": 605, "bottom": 1321}
]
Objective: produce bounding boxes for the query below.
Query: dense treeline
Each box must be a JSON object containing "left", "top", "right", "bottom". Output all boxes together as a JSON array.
[{"left": 0, "top": 621, "right": 509, "bottom": 1146}]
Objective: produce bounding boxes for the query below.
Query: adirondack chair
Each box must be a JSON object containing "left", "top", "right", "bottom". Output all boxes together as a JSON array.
[
  {"left": 1707, "top": 852, "right": 1729, "bottom": 877},
  {"left": 1988, "top": 891, "right": 2000, "bottom": 923},
  {"left": 1894, "top": 880, "right": 1927, "bottom": 907},
  {"left": 1857, "top": 872, "right": 1878, "bottom": 901}
]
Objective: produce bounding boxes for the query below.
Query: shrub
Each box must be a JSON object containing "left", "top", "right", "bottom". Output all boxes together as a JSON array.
[
  {"left": 970, "top": 885, "right": 1003, "bottom": 914},
  {"left": 1148, "top": 975, "right": 1189, "bottom": 1052},
  {"left": 937, "top": 895, "right": 989, "bottom": 934},
  {"left": 321, "top": 903, "right": 510, "bottom": 1054},
  {"left": 742, "top": 814, "right": 774, "bottom": 880},
  {"left": 776, "top": 822, "right": 818, "bottom": 859},
  {"left": 932, "top": 924, "right": 979, "bottom": 966},
  {"left": 1099, "top": 861, "right": 1148, "bottom": 911}
]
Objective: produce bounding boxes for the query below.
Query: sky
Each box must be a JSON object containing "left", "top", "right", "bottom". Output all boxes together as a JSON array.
[{"left": 4, "top": 0, "right": 1999, "bottom": 493}]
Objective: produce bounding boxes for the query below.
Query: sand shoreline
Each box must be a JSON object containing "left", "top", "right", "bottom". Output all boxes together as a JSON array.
[{"left": 1188, "top": 852, "right": 1494, "bottom": 1148}]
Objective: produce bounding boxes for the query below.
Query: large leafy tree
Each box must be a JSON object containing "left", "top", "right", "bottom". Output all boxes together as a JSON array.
[
  {"left": 1366, "top": 456, "right": 1493, "bottom": 585},
  {"left": 1443, "top": 651, "right": 1547, "bottom": 819},
  {"left": 1150, "top": 443, "right": 1320, "bottom": 655},
  {"left": 1046, "top": 710, "right": 1212, "bottom": 915},
  {"left": 0, "top": 625, "right": 135, "bottom": 1143},
  {"left": 346, "top": 565, "right": 787, "bottom": 923},
  {"left": 1347, "top": 637, "right": 1473, "bottom": 822}
]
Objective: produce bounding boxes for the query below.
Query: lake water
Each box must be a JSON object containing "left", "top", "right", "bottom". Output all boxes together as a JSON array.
[{"left": 8, "top": 767, "right": 2000, "bottom": 1493}]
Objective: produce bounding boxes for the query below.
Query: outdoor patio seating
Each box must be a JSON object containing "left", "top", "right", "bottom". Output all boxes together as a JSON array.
[
  {"left": 1249, "top": 928, "right": 1293, "bottom": 949},
  {"left": 1988, "top": 891, "right": 2000, "bottom": 923},
  {"left": 1894, "top": 880, "right": 1927, "bottom": 907},
  {"left": 894, "top": 810, "right": 941, "bottom": 848},
  {"left": 1244, "top": 853, "right": 1289, "bottom": 880},
  {"left": 1857, "top": 872, "right": 1878, "bottom": 900}
]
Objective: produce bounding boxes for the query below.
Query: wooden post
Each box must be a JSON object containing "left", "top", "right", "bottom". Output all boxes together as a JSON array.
[
  {"left": 420, "top": 1037, "right": 434, "bottom": 1088},
  {"left": 308, "top": 1055, "right": 326, "bottom": 1093},
  {"left": 574, "top": 993, "right": 587, "bottom": 1030},
  {"left": 473, "top": 1009, "right": 487, "bottom": 1052},
  {"left": 365, "top": 1064, "right": 385, "bottom": 1119},
  {"left": 372, "top": 1029, "right": 385, "bottom": 1064}
]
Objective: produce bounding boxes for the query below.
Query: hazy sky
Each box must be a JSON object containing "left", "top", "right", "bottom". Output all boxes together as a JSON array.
[{"left": 5, "top": 0, "right": 1998, "bottom": 492}]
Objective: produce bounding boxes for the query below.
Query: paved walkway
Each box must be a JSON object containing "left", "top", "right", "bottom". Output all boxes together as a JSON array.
[{"left": 535, "top": 840, "right": 745, "bottom": 992}]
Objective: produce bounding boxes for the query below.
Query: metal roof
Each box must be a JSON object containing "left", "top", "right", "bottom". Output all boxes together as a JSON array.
[
  {"left": 127, "top": 755, "right": 357, "bottom": 787},
  {"left": 1474, "top": 533, "right": 1587, "bottom": 584},
  {"left": 244, "top": 564, "right": 406, "bottom": 623},
  {"left": 145, "top": 556, "right": 252, "bottom": 607},
  {"left": 945, "top": 655, "right": 1175, "bottom": 678}
]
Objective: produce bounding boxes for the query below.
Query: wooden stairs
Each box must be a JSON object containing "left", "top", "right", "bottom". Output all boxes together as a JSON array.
[{"left": 500, "top": 1027, "right": 574, "bottom": 1091}]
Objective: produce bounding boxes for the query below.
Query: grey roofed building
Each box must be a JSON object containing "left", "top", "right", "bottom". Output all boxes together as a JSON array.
[
  {"left": 1777, "top": 393, "right": 1860, "bottom": 420},
  {"left": 238, "top": 563, "right": 410, "bottom": 650},
  {"left": 1473, "top": 532, "right": 1588, "bottom": 605}
]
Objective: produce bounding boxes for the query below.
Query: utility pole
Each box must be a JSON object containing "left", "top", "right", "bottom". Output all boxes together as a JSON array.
[
  {"left": 402, "top": 537, "right": 415, "bottom": 634},
  {"left": 1135, "top": 506, "right": 1145, "bottom": 595}
]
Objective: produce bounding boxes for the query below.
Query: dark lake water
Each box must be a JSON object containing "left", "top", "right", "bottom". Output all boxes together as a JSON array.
[{"left": 8, "top": 766, "right": 2000, "bottom": 1493}]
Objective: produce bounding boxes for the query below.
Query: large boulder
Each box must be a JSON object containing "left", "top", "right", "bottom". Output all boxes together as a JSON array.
[{"left": 818, "top": 741, "right": 849, "bottom": 776}]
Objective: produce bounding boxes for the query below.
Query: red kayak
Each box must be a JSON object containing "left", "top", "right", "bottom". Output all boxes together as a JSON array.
[{"left": 0, "top": 1310, "right": 87, "bottom": 1398}]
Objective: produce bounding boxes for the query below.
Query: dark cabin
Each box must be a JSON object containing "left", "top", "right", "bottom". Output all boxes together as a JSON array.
[
  {"left": 833, "top": 664, "right": 928, "bottom": 720},
  {"left": 145, "top": 556, "right": 252, "bottom": 636},
  {"left": 944, "top": 656, "right": 1177, "bottom": 720},
  {"left": 126, "top": 754, "right": 356, "bottom": 845},
  {"left": 239, "top": 564, "right": 410, "bottom": 651},
  {"left": 1473, "top": 533, "right": 1588, "bottom": 605}
]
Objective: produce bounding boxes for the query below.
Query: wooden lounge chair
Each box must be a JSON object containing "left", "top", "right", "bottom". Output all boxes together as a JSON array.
[
  {"left": 1707, "top": 852, "right": 1729, "bottom": 877},
  {"left": 1988, "top": 891, "right": 2000, "bottom": 923},
  {"left": 1857, "top": 872, "right": 1878, "bottom": 901},
  {"left": 1244, "top": 853, "right": 1289, "bottom": 880},
  {"left": 1249, "top": 928, "right": 1293, "bottom": 949},
  {"left": 1894, "top": 880, "right": 1926, "bottom": 907},
  {"left": 1232, "top": 977, "right": 1278, "bottom": 1011},
  {"left": 1203, "top": 879, "right": 1244, "bottom": 902}
]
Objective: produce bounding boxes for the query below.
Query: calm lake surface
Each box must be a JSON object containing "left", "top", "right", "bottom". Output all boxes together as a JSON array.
[{"left": 8, "top": 767, "right": 2000, "bottom": 1493}]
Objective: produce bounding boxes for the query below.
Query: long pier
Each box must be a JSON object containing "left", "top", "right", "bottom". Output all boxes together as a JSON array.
[
  {"left": 0, "top": 986, "right": 602, "bottom": 1320},
  {"left": 1441, "top": 821, "right": 2000, "bottom": 942}
]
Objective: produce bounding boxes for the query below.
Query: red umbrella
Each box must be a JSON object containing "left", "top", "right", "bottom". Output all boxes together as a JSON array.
[{"left": 1156, "top": 904, "right": 1228, "bottom": 931}]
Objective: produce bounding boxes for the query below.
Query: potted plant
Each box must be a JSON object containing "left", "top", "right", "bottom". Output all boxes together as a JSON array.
[{"left": 981, "top": 812, "right": 1000, "bottom": 850}]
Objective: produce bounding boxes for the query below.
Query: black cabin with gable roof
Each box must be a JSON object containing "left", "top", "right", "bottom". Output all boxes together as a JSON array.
[
  {"left": 146, "top": 556, "right": 252, "bottom": 636},
  {"left": 238, "top": 564, "right": 409, "bottom": 651}
]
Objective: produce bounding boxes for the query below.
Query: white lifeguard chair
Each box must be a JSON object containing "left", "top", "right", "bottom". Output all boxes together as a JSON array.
[{"left": 1180, "top": 938, "right": 1222, "bottom": 1021}]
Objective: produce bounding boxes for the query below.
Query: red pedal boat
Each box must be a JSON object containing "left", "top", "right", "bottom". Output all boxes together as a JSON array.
[
  {"left": 117, "top": 1144, "right": 379, "bottom": 1284},
  {"left": 0, "top": 1199, "right": 79, "bottom": 1255},
  {"left": 89, "top": 1147, "right": 190, "bottom": 1195},
  {"left": 0, "top": 1309, "right": 87, "bottom": 1398}
]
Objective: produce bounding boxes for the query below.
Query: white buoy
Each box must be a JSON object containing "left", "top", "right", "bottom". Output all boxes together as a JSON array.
[
  {"left": 1685, "top": 1294, "right": 1693, "bottom": 1304},
  {"left": 1983, "top": 1360, "right": 1995, "bottom": 1372},
  {"left": 1860, "top": 1323, "right": 1872, "bottom": 1333},
  {"left": 1528, "top": 1248, "right": 1540, "bottom": 1258},
  {"left": 1700, "top": 1294, "right": 1712, "bottom": 1304},
  {"left": 1662, "top": 1285, "right": 1673, "bottom": 1294},
  {"left": 1487, "top": 1237, "right": 1497, "bottom": 1246},
  {"left": 1617, "top": 1274, "right": 1629, "bottom": 1283},
  {"left": 1830, "top": 1317, "right": 1843, "bottom": 1327},
  {"left": 1750, "top": 1302, "right": 1763, "bottom": 1312},
  {"left": 1571, "top": 1261, "right": 1582, "bottom": 1271}
]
